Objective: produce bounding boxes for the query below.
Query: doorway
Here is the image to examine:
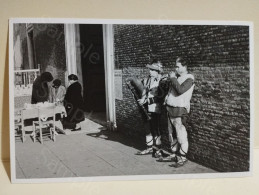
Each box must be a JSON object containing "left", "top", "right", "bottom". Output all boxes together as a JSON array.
[{"left": 79, "top": 24, "right": 106, "bottom": 124}]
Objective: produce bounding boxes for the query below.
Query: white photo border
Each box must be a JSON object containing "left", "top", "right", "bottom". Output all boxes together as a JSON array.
[{"left": 9, "top": 18, "right": 254, "bottom": 183}]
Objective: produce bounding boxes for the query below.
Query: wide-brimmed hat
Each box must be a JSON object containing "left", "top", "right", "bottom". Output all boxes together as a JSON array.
[{"left": 146, "top": 61, "right": 163, "bottom": 73}]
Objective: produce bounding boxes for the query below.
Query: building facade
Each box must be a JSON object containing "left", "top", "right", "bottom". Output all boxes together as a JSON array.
[{"left": 114, "top": 25, "right": 250, "bottom": 172}]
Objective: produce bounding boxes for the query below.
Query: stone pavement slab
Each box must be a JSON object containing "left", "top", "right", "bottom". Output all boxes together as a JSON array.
[{"left": 15, "top": 119, "right": 216, "bottom": 179}]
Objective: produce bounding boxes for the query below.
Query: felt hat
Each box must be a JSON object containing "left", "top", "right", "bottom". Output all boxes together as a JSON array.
[{"left": 146, "top": 61, "right": 163, "bottom": 73}]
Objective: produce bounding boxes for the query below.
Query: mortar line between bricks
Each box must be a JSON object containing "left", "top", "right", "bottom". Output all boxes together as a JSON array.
[{"left": 43, "top": 144, "right": 79, "bottom": 177}]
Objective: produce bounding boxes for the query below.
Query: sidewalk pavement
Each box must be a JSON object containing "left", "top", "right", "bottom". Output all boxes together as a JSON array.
[{"left": 15, "top": 118, "right": 216, "bottom": 179}]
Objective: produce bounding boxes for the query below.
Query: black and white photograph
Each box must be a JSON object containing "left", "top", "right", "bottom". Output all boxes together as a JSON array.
[{"left": 9, "top": 19, "right": 253, "bottom": 182}]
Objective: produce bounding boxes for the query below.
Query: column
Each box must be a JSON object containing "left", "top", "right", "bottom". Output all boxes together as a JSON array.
[
  {"left": 64, "top": 24, "right": 82, "bottom": 87},
  {"left": 103, "top": 24, "right": 116, "bottom": 131}
]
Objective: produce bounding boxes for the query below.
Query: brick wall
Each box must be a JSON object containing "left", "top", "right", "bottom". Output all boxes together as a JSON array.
[{"left": 114, "top": 25, "right": 250, "bottom": 172}]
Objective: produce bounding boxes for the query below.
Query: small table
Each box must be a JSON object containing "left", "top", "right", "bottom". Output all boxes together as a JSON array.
[{"left": 15, "top": 104, "right": 67, "bottom": 142}]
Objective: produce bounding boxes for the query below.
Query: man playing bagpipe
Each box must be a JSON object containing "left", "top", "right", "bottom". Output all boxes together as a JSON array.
[{"left": 134, "top": 60, "right": 166, "bottom": 157}]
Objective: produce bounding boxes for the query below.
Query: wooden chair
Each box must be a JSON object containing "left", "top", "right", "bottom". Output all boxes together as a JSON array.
[
  {"left": 21, "top": 108, "right": 36, "bottom": 142},
  {"left": 14, "top": 109, "right": 22, "bottom": 140},
  {"left": 32, "top": 106, "right": 56, "bottom": 144}
]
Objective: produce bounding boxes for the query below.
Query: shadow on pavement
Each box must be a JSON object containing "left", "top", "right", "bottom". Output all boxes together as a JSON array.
[{"left": 86, "top": 127, "right": 146, "bottom": 152}]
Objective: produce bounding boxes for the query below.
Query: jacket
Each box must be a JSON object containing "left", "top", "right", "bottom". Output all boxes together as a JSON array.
[{"left": 165, "top": 73, "right": 194, "bottom": 113}]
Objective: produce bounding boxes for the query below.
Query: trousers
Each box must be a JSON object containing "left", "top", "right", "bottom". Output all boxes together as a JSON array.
[
  {"left": 168, "top": 115, "right": 189, "bottom": 155},
  {"left": 146, "top": 112, "right": 162, "bottom": 147}
]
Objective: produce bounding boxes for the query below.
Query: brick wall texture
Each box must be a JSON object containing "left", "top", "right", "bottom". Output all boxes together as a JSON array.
[{"left": 113, "top": 25, "right": 250, "bottom": 172}]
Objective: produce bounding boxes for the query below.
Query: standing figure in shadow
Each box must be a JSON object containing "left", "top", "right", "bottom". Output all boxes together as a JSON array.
[
  {"left": 63, "top": 74, "right": 85, "bottom": 131},
  {"left": 31, "top": 72, "right": 53, "bottom": 104}
]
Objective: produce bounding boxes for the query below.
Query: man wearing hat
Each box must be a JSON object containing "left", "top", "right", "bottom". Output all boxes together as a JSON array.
[{"left": 136, "top": 60, "right": 165, "bottom": 157}]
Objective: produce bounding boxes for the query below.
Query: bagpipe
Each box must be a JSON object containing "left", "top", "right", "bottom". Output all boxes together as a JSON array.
[
  {"left": 126, "top": 75, "right": 170, "bottom": 121},
  {"left": 126, "top": 78, "right": 151, "bottom": 121}
]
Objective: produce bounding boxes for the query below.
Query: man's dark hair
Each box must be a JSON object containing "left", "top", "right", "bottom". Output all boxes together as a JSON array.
[
  {"left": 176, "top": 57, "right": 189, "bottom": 67},
  {"left": 68, "top": 74, "right": 78, "bottom": 81}
]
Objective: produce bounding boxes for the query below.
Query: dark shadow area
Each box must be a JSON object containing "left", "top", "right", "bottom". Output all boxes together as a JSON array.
[
  {"left": 79, "top": 24, "right": 106, "bottom": 113},
  {"left": 2, "top": 30, "right": 11, "bottom": 180},
  {"left": 86, "top": 127, "right": 147, "bottom": 152},
  {"left": 84, "top": 111, "right": 106, "bottom": 126}
]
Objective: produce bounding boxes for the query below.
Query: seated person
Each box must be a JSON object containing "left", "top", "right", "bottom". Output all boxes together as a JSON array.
[{"left": 49, "top": 79, "right": 66, "bottom": 103}]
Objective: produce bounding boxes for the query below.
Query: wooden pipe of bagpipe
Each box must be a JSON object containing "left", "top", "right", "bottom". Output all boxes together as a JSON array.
[
  {"left": 160, "top": 73, "right": 170, "bottom": 80},
  {"left": 126, "top": 78, "right": 151, "bottom": 121},
  {"left": 160, "top": 72, "right": 178, "bottom": 81}
]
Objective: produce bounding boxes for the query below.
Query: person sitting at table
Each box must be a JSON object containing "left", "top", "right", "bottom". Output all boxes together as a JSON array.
[
  {"left": 63, "top": 74, "right": 85, "bottom": 131},
  {"left": 31, "top": 72, "right": 54, "bottom": 104},
  {"left": 49, "top": 79, "right": 66, "bottom": 104}
]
